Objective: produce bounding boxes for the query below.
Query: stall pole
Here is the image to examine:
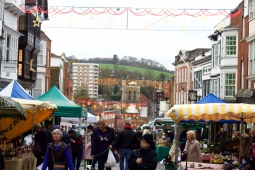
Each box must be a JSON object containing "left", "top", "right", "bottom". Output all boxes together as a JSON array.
[
  {"left": 239, "top": 115, "right": 244, "bottom": 169},
  {"left": 30, "top": 105, "right": 37, "bottom": 170},
  {"left": 174, "top": 121, "right": 181, "bottom": 169}
]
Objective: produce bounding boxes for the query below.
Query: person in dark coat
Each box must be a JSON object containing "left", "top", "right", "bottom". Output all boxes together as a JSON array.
[
  {"left": 113, "top": 121, "right": 137, "bottom": 170},
  {"left": 0, "top": 148, "right": 5, "bottom": 170},
  {"left": 128, "top": 134, "right": 157, "bottom": 170},
  {"left": 68, "top": 129, "right": 83, "bottom": 170},
  {"left": 91, "top": 119, "right": 116, "bottom": 170},
  {"left": 33, "top": 123, "right": 50, "bottom": 167}
]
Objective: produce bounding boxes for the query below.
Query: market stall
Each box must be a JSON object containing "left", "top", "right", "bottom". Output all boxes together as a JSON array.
[
  {"left": 166, "top": 103, "right": 255, "bottom": 169},
  {"left": 37, "top": 86, "right": 88, "bottom": 124}
]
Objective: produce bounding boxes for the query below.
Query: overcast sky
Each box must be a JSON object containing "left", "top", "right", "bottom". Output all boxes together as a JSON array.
[{"left": 42, "top": 0, "right": 243, "bottom": 70}]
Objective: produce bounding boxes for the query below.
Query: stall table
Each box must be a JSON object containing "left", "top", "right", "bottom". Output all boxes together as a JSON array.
[
  {"left": 156, "top": 145, "right": 171, "bottom": 162},
  {"left": 179, "top": 162, "right": 222, "bottom": 170},
  {"left": 4, "top": 156, "right": 37, "bottom": 170}
]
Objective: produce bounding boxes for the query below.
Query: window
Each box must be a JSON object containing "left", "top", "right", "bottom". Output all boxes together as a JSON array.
[
  {"left": 0, "top": 1, "right": 4, "bottom": 21},
  {"left": 226, "top": 36, "right": 236, "bottom": 55},
  {"left": 249, "top": 41, "right": 255, "bottom": 75},
  {"left": 225, "top": 74, "right": 236, "bottom": 97},
  {"left": 219, "top": 41, "right": 221, "bottom": 64},
  {"left": 128, "top": 91, "right": 131, "bottom": 100},
  {"left": 18, "top": 64, "right": 22, "bottom": 76},
  {"left": 18, "top": 50, "right": 23, "bottom": 62},
  {"left": 214, "top": 44, "right": 218, "bottom": 66},
  {"left": 2, "top": 33, "right": 18, "bottom": 62},
  {"left": 133, "top": 91, "right": 136, "bottom": 100},
  {"left": 249, "top": 0, "right": 255, "bottom": 19},
  {"left": 37, "top": 55, "right": 43, "bottom": 66},
  {"left": 202, "top": 80, "right": 211, "bottom": 97},
  {"left": 194, "top": 70, "right": 202, "bottom": 89},
  {"left": 241, "top": 61, "right": 244, "bottom": 89},
  {"left": 176, "top": 70, "right": 178, "bottom": 83},
  {"left": 182, "top": 69, "right": 184, "bottom": 82},
  {"left": 33, "top": 78, "right": 42, "bottom": 98},
  {"left": 212, "top": 79, "right": 219, "bottom": 97}
]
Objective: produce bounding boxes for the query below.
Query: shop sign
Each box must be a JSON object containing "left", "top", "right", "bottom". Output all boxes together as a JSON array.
[
  {"left": 188, "top": 90, "right": 197, "bottom": 101},
  {"left": 2, "top": 62, "right": 17, "bottom": 73}
]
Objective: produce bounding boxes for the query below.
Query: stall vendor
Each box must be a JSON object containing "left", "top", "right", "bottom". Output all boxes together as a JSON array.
[{"left": 0, "top": 148, "right": 4, "bottom": 170}]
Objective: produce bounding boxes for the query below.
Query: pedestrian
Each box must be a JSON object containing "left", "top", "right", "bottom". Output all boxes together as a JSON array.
[
  {"left": 215, "top": 127, "right": 224, "bottom": 143},
  {"left": 91, "top": 118, "right": 116, "bottom": 170},
  {"left": 128, "top": 134, "right": 157, "bottom": 170},
  {"left": 113, "top": 121, "right": 137, "bottom": 170},
  {"left": 136, "top": 127, "right": 142, "bottom": 139},
  {"left": 33, "top": 123, "right": 50, "bottom": 167},
  {"left": 179, "top": 125, "right": 188, "bottom": 153},
  {"left": 0, "top": 148, "right": 4, "bottom": 170},
  {"left": 240, "top": 128, "right": 252, "bottom": 168},
  {"left": 41, "top": 129, "right": 75, "bottom": 170},
  {"left": 53, "top": 125, "right": 70, "bottom": 144},
  {"left": 84, "top": 125, "right": 95, "bottom": 170},
  {"left": 169, "top": 139, "right": 176, "bottom": 163},
  {"left": 184, "top": 130, "right": 202, "bottom": 162},
  {"left": 68, "top": 129, "right": 83, "bottom": 170}
]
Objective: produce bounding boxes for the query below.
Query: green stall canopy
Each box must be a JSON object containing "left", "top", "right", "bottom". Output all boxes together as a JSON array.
[{"left": 37, "top": 86, "right": 87, "bottom": 117}]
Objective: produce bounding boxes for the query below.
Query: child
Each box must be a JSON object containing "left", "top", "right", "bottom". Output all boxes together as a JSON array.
[{"left": 128, "top": 134, "right": 157, "bottom": 170}]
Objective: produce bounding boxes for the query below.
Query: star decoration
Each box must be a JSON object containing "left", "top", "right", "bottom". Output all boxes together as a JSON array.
[
  {"left": 33, "top": 19, "right": 41, "bottom": 27},
  {"left": 104, "top": 15, "right": 111, "bottom": 28},
  {"left": 217, "top": 20, "right": 225, "bottom": 31},
  {"left": 68, "top": 18, "right": 76, "bottom": 28},
  {"left": 33, "top": 10, "right": 41, "bottom": 27},
  {"left": 200, "top": 15, "right": 207, "bottom": 23},
  {"left": 162, "top": 15, "right": 170, "bottom": 23},
  {"left": 87, "top": 14, "right": 95, "bottom": 20},
  {"left": 180, "top": 15, "right": 188, "bottom": 30},
  {"left": 144, "top": 15, "right": 151, "bottom": 29}
]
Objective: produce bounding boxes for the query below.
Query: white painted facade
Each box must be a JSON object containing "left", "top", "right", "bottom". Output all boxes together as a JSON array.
[
  {"left": 193, "top": 51, "right": 212, "bottom": 101},
  {"left": 209, "top": 26, "right": 238, "bottom": 102},
  {"left": 51, "top": 55, "right": 67, "bottom": 93},
  {"left": 33, "top": 40, "right": 47, "bottom": 98},
  {"left": 1, "top": 0, "right": 24, "bottom": 80}
]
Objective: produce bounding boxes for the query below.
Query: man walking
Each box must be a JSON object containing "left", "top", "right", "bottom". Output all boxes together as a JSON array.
[
  {"left": 113, "top": 121, "right": 137, "bottom": 170},
  {"left": 68, "top": 129, "right": 83, "bottom": 170}
]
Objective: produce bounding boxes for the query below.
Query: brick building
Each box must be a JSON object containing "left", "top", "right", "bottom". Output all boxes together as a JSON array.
[
  {"left": 237, "top": 0, "right": 255, "bottom": 103},
  {"left": 172, "top": 49, "right": 210, "bottom": 104}
]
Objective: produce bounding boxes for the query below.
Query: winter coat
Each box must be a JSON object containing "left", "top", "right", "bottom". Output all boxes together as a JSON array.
[
  {"left": 240, "top": 133, "right": 252, "bottom": 157},
  {"left": 128, "top": 148, "right": 157, "bottom": 170},
  {"left": 91, "top": 126, "right": 116, "bottom": 155},
  {"left": 113, "top": 127, "right": 137, "bottom": 150},
  {"left": 184, "top": 140, "right": 202, "bottom": 162},
  {"left": 84, "top": 132, "right": 93, "bottom": 159}
]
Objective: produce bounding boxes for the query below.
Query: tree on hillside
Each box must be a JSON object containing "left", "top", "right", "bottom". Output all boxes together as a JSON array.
[
  {"left": 113, "top": 54, "right": 119, "bottom": 64},
  {"left": 113, "top": 85, "right": 120, "bottom": 94},
  {"left": 74, "top": 84, "right": 89, "bottom": 102}
]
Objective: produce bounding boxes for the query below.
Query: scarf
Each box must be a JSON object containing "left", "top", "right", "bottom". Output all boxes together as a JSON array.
[{"left": 124, "top": 125, "right": 132, "bottom": 130}]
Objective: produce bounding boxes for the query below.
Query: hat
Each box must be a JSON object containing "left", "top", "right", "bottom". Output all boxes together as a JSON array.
[
  {"left": 141, "top": 134, "right": 153, "bottom": 146},
  {"left": 53, "top": 125, "right": 61, "bottom": 130},
  {"left": 125, "top": 121, "right": 131, "bottom": 126}
]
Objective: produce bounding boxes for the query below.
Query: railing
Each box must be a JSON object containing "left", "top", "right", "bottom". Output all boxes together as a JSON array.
[{"left": 1, "top": 60, "right": 17, "bottom": 63}]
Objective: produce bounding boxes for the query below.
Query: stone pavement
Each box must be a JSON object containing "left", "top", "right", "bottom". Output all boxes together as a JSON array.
[{"left": 79, "top": 159, "right": 166, "bottom": 170}]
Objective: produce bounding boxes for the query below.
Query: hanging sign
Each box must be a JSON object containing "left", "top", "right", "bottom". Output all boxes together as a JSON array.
[{"left": 188, "top": 90, "right": 197, "bottom": 101}]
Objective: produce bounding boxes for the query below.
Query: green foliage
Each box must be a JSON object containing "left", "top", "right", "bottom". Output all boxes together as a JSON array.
[
  {"left": 109, "top": 94, "right": 121, "bottom": 101},
  {"left": 99, "top": 64, "right": 173, "bottom": 79},
  {"left": 113, "top": 86, "right": 120, "bottom": 94},
  {"left": 74, "top": 84, "right": 89, "bottom": 99}
]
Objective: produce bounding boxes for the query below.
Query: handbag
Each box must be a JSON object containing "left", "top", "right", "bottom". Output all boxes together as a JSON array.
[
  {"left": 181, "top": 152, "right": 187, "bottom": 161},
  {"left": 52, "top": 150, "right": 66, "bottom": 170}
]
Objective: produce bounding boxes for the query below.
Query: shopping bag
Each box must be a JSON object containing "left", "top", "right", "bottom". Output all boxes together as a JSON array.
[
  {"left": 105, "top": 150, "right": 117, "bottom": 168},
  {"left": 112, "top": 150, "right": 120, "bottom": 163}
]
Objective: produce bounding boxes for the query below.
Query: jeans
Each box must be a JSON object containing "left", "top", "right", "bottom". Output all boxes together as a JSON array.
[
  {"left": 240, "top": 157, "right": 251, "bottom": 169},
  {"left": 72, "top": 148, "right": 83, "bottom": 170},
  {"left": 119, "top": 148, "right": 133, "bottom": 170},
  {"left": 96, "top": 150, "right": 111, "bottom": 170}
]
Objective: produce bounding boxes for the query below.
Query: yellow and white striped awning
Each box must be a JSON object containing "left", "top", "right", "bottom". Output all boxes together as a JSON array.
[{"left": 166, "top": 103, "right": 255, "bottom": 123}]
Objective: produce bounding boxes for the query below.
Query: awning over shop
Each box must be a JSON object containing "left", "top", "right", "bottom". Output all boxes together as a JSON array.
[
  {"left": 37, "top": 86, "right": 86, "bottom": 117},
  {"left": 166, "top": 103, "right": 255, "bottom": 123},
  {"left": 0, "top": 95, "right": 26, "bottom": 120},
  {"left": 0, "top": 98, "right": 57, "bottom": 139}
]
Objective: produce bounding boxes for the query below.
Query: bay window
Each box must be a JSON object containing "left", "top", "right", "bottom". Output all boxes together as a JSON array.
[
  {"left": 225, "top": 73, "right": 236, "bottom": 97},
  {"left": 226, "top": 36, "right": 237, "bottom": 55},
  {"left": 212, "top": 79, "right": 220, "bottom": 97}
]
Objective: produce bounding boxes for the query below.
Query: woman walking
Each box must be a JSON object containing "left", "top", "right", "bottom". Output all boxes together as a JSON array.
[
  {"left": 41, "top": 129, "right": 74, "bottom": 170},
  {"left": 240, "top": 128, "right": 252, "bottom": 168},
  {"left": 84, "top": 125, "right": 95, "bottom": 169},
  {"left": 91, "top": 119, "right": 116, "bottom": 170},
  {"left": 184, "top": 130, "right": 202, "bottom": 162}
]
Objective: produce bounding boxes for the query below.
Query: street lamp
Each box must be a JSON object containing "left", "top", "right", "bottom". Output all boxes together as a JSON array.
[{"left": 180, "top": 86, "right": 184, "bottom": 104}]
